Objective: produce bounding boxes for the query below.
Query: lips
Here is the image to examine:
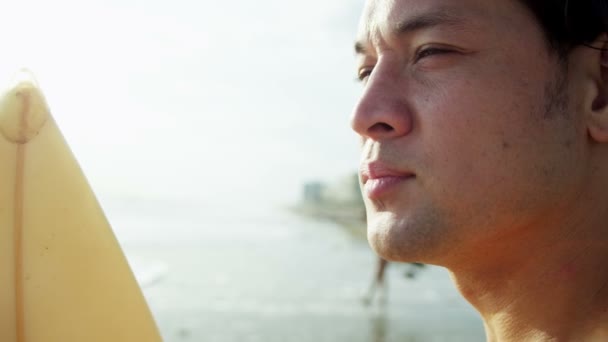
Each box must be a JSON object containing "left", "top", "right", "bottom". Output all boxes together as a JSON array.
[{"left": 360, "top": 162, "right": 414, "bottom": 199}]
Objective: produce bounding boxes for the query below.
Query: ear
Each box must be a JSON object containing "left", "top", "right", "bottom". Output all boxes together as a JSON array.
[{"left": 585, "top": 34, "right": 608, "bottom": 143}]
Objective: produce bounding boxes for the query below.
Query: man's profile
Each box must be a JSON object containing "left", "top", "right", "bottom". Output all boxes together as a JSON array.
[{"left": 351, "top": 0, "right": 608, "bottom": 340}]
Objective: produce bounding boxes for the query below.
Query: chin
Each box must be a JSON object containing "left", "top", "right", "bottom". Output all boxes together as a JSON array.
[
  {"left": 366, "top": 212, "right": 412, "bottom": 262},
  {"left": 366, "top": 207, "right": 446, "bottom": 264}
]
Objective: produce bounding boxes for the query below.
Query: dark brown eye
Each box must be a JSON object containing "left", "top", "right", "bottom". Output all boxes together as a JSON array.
[{"left": 357, "top": 68, "right": 373, "bottom": 83}]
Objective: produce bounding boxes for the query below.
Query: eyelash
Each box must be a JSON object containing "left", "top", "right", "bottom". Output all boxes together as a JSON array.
[
  {"left": 357, "top": 69, "right": 373, "bottom": 82},
  {"left": 356, "top": 47, "right": 453, "bottom": 83},
  {"left": 414, "top": 47, "right": 452, "bottom": 61}
]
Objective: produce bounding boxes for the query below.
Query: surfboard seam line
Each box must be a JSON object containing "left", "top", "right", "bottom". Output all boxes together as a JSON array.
[{"left": 14, "top": 90, "right": 28, "bottom": 342}]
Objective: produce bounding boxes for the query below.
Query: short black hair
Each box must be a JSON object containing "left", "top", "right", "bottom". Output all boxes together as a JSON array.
[{"left": 520, "top": 0, "right": 608, "bottom": 54}]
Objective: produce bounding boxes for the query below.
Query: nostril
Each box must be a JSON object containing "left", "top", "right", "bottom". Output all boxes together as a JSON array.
[{"left": 368, "top": 122, "right": 394, "bottom": 134}]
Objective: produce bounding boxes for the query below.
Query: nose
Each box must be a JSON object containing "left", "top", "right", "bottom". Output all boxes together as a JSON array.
[{"left": 350, "top": 67, "right": 413, "bottom": 141}]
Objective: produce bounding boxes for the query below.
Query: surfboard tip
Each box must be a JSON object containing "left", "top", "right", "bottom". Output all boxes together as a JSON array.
[{"left": 0, "top": 69, "right": 50, "bottom": 144}]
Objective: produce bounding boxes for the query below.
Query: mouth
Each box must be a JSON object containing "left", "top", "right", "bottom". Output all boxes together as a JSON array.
[{"left": 360, "top": 161, "right": 415, "bottom": 199}]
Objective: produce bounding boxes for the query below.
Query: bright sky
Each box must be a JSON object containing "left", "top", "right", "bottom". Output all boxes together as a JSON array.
[{"left": 1, "top": 0, "right": 365, "bottom": 206}]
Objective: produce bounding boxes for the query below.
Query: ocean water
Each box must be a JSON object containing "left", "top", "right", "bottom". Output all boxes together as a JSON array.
[{"left": 103, "top": 197, "right": 485, "bottom": 342}]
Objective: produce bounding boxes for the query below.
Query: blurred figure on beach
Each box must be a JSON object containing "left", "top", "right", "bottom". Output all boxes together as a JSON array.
[{"left": 362, "top": 256, "right": 426, "bottom": 306}]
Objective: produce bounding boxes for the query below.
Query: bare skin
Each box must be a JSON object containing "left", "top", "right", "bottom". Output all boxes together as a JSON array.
[{"left": 352, "top": 0, "right": 608, "bottom": 340}]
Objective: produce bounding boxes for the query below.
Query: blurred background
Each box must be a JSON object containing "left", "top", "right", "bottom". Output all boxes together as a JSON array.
[{"left": 1, "top": 0, "right": 484, "bottom": 341}]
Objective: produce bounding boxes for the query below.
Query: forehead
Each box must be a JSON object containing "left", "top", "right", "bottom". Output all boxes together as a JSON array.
[{"left": 356, "top": 0, "right": 531, "bottom": 47}]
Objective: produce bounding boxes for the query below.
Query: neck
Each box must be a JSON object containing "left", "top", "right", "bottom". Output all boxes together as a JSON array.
[{"left": 447, "top": 187, "right": 608, "bottom": 341}]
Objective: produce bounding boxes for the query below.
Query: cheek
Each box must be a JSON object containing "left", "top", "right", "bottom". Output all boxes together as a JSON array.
[
  {"left": 417, "top": 83, "right": 508, "bottom": 169},
  {"left": 416, "top": 77, "right": 581, "bottom": 227},
  {"left": 414, "top": 80, "right": 539, "bottom": 198}
]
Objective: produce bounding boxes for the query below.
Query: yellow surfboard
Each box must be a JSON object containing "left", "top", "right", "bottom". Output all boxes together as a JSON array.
[{"left": 0, "top": 71, "right": 162, "bottom": 342}]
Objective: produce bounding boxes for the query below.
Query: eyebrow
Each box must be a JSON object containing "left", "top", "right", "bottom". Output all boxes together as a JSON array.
[{"left": 354, "top": 10, "right": 469, "bottom": 55}]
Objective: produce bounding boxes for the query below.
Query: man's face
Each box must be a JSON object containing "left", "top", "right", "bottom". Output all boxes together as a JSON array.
[{"left": 352, "top": 0, "right": 588, "bottom": 265}]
